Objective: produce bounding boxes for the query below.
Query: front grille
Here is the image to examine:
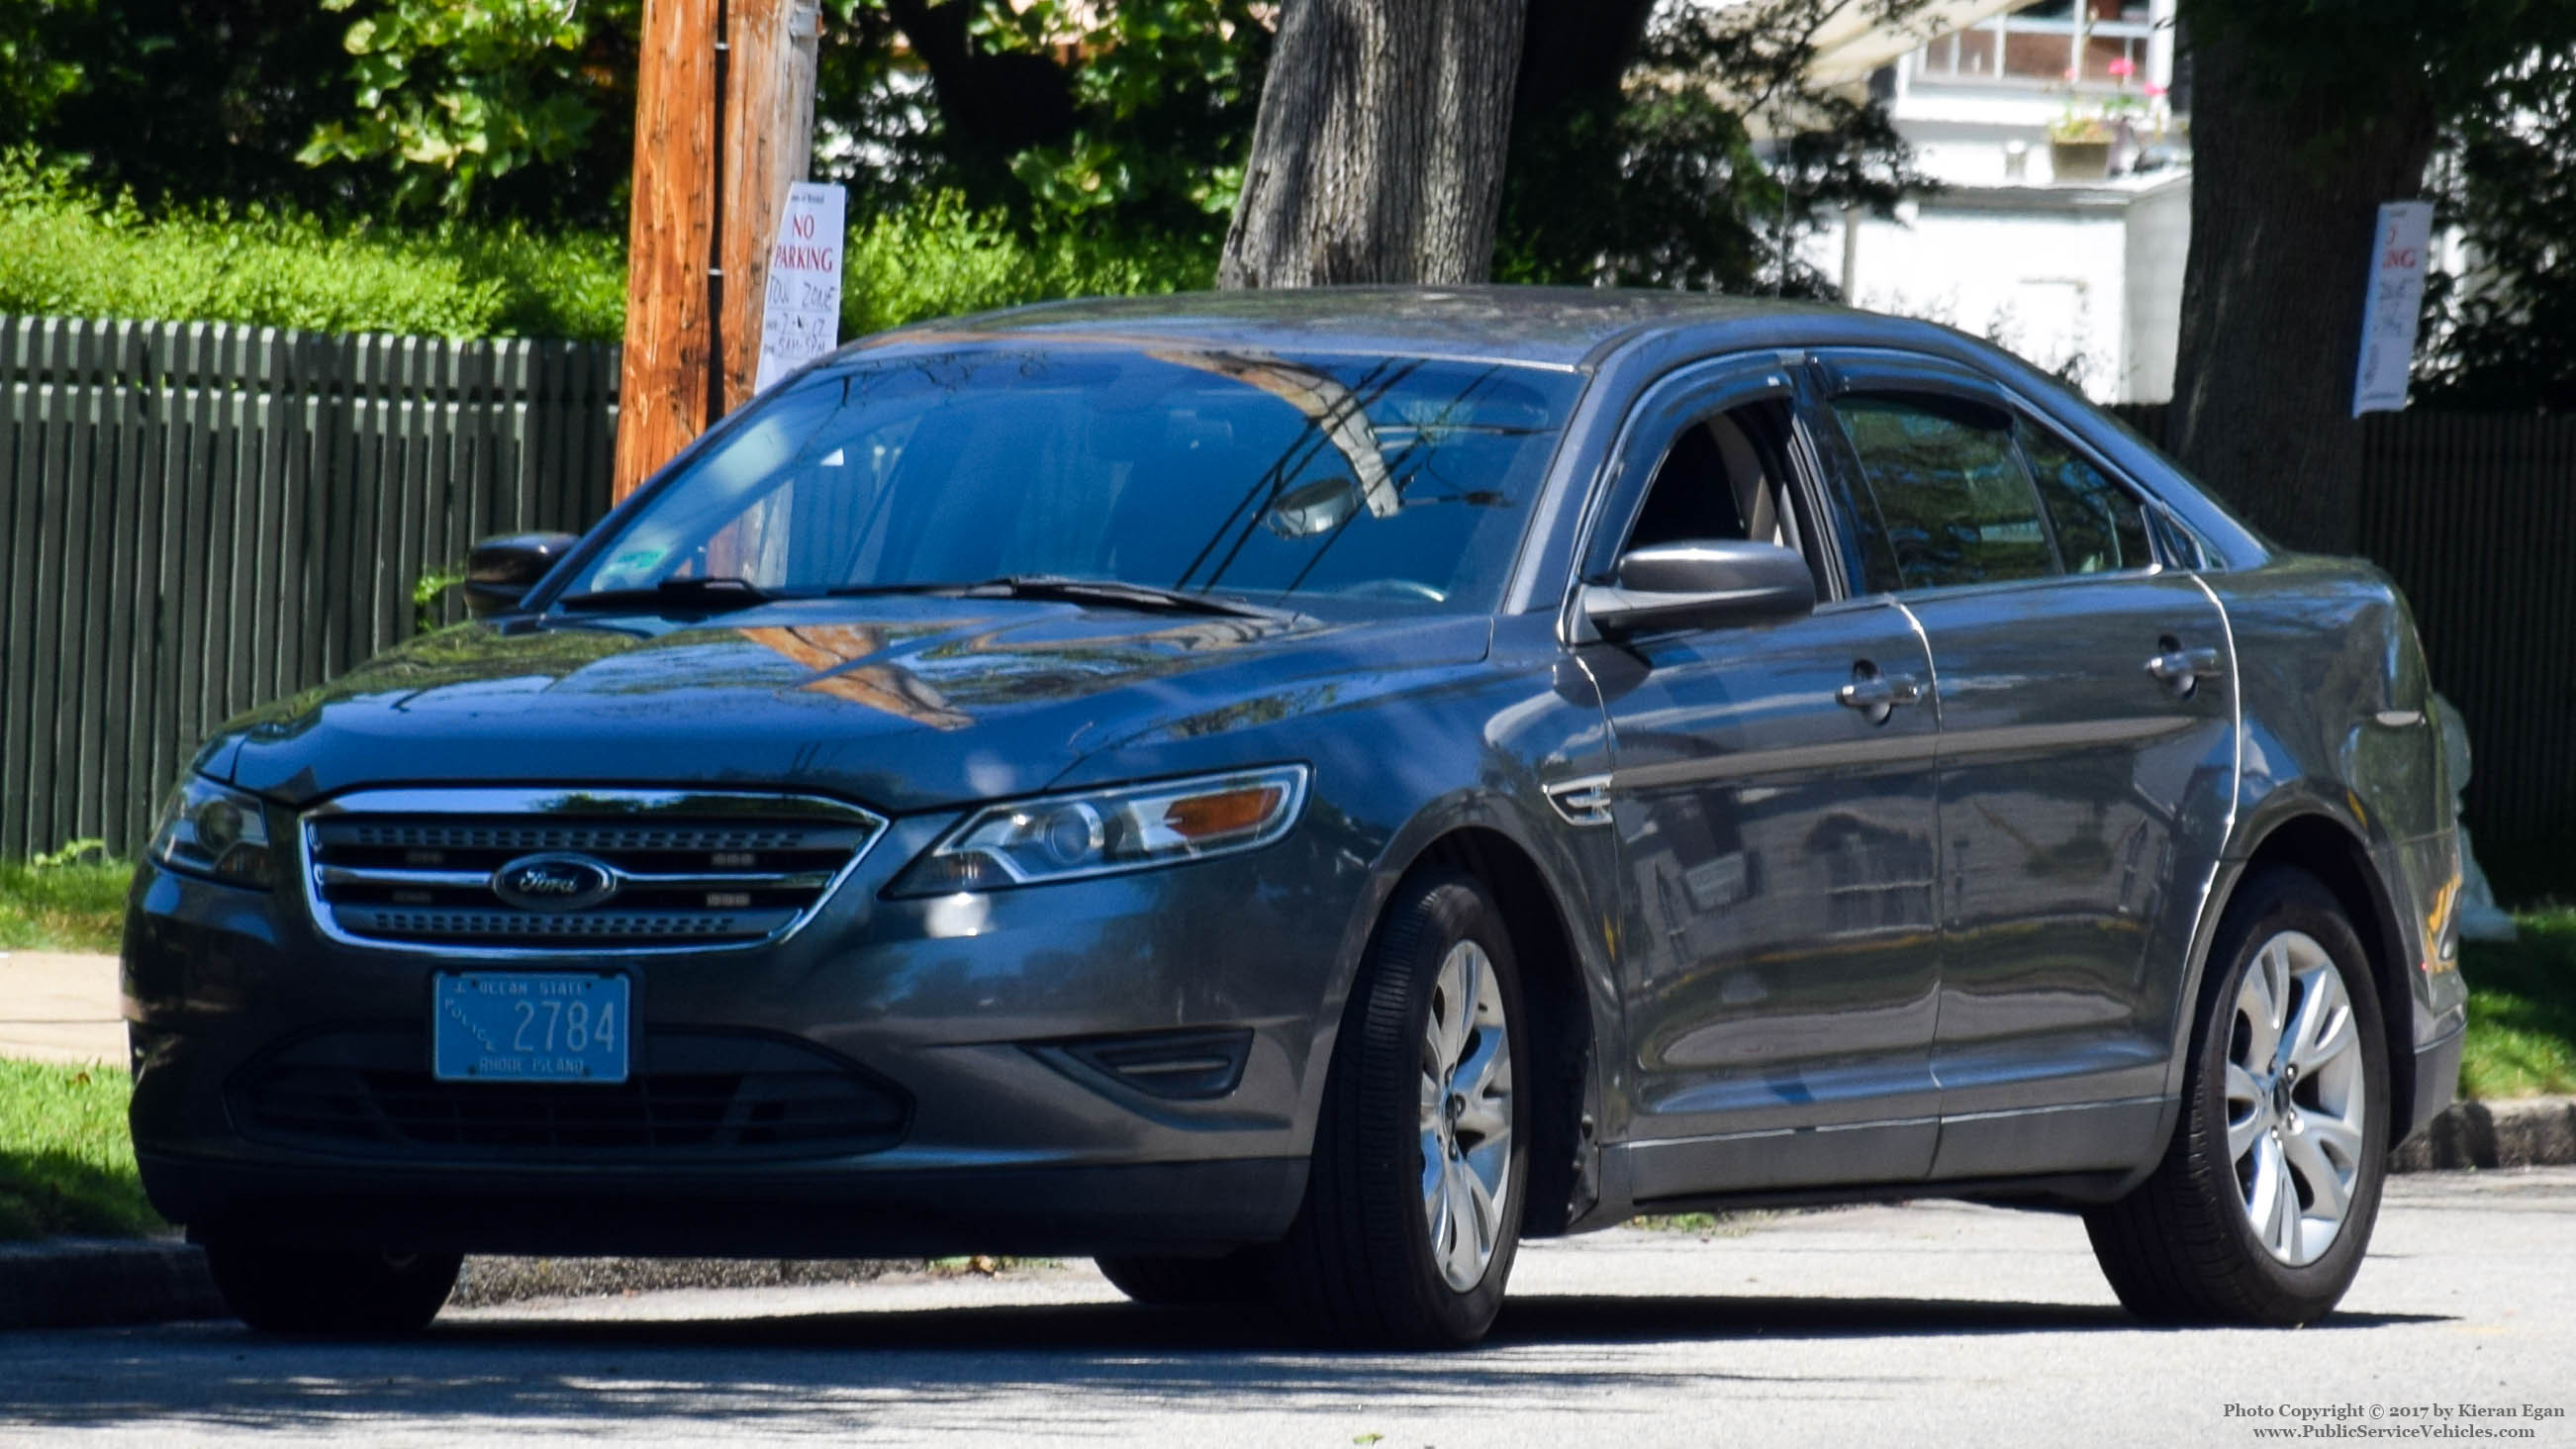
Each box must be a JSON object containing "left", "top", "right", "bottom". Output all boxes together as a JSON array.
[
  {"left": 302, "top": 788, "right": 884, "bottom": 954},
  {"left": 331, "top": 908, "right": 782, "bottom": 941},
  {"left": 234, "top": 1029, "right": 911, "bottom": 1160}
]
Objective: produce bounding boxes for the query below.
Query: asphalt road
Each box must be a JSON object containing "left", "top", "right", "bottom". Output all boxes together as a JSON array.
[{"left": 5, "top": 1169, "right": 2571, "bottom": 1448}]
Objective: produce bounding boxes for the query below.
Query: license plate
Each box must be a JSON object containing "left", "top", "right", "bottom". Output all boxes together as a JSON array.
[{"left": 432, "top": 972, "right": 630, "bottom": 1084}]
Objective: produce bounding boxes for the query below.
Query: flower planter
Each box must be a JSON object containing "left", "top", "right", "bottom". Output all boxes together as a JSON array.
[{"left": 2051, "top": 139, "right": 2113, "bottom": 181}]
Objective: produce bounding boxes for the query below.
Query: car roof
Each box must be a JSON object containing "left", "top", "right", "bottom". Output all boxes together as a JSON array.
[{"left": 869, "top": 285, "right": 1903, "bottom": 371}]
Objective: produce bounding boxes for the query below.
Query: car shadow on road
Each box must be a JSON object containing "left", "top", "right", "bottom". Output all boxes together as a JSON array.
[
  {"left": 0, "top": 1296, "right": 2456, "bottom": 1435},
  {"left": 445, "top": 1292, "right": 2450, "bottom": 1350},
  {"left": 1506, "top": 1294, "right": 2448, "bottom": 1341}
]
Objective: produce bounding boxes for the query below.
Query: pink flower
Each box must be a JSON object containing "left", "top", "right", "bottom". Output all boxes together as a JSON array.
[
  {"left": 2108, "top": 56, "right": 2137, "bottom": 78},
  {"left": 2145, "top": 81, "right": 2167, "bottom": 99}
]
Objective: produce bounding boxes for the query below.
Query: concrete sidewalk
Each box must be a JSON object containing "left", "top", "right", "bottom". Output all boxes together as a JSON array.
[{"left": 0, "top": 950, "right": 123, "bottom": 1066}]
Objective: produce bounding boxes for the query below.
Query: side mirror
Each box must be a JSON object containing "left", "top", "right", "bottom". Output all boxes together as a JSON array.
[
  {"left": 1579, "top": 539, "right": 1816, "bottom": 637},
  {"left": 462, "top": 531, "right": 581, "bottom": 619}
]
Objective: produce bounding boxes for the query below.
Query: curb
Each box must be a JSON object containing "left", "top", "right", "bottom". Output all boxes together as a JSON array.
[
  {"left": 0, "top": 1236, "right": 224, "bottom": 1330},
  {"left": 4, "top": 1098, "right": 2570, "bottom": 1332},
  {"left": 0, "top": 1247, "right": 924, "bottom": 1332},
  {"left": 2392, "top": 1095, "right": 2576, "bottom": 1173}
]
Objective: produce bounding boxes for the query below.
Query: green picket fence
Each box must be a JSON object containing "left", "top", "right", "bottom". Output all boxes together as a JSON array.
[{"left": 1, "top": 316, "right": 620, "bottom": 858}]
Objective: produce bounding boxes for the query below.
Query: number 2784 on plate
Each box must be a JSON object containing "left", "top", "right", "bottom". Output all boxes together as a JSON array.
[{"left": 432, "top": 972, "right": 629, "bottom": 1084}]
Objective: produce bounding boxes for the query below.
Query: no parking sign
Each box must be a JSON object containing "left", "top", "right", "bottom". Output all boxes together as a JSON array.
[{"left": 754, "top": 181, "right": 847, "bottom": 394}]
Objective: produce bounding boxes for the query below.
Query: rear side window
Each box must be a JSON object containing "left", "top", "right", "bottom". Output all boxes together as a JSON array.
[
  {"left": 2021, "top": 424, "right": 2152, "bottom": 575},
  {"left": 1832, "top": 395, "right": 2055, "bottom": 593}
]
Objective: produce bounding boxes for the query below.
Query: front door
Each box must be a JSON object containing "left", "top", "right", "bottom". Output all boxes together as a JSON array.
[{"left": 1579, "top": 360, "right": 1944, "bottom": 1201}]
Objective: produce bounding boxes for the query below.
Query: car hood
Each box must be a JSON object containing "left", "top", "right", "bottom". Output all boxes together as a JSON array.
[{"left": 218, "top": 597, "right": 1491, "bottom": 813}]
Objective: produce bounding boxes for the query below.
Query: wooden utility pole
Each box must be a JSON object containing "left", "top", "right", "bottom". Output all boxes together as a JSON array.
[
  {"left": 614, "top": 0, "right": 822, "bottom": 499},
  {"left": 720, "top": 0, "right": 822, "bottom": 415},
  {"left": 613, "top": 0, "right": 719, "bottom": 498}
]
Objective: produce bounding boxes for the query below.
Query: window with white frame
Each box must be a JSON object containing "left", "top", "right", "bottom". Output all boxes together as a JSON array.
[{"left": 1915, "top": 0, "right": 2154, "bottom": 88}]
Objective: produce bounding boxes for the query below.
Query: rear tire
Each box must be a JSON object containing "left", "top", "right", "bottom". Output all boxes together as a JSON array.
[
  {"left": 201, "top": 1237, "right": 461, "bottom": 1335},
  {"left": 2085, "top": 866, "right": 2390, "bottom": 1325},
  {"left": 1094, "top": 1249, "right": 1268, "bottom": 1306},
  {"left": 1267, "top": 869, "right": 1529, "bottom": 1348}
]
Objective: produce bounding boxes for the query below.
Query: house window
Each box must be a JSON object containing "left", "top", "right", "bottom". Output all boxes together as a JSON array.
[{"left": 1915, "top": 0, "right": 2154, "bottom": 89}]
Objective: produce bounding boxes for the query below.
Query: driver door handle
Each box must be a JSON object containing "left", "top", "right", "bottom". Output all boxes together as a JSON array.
[{"left": 1837, "top": 673, "right": 1925, "bottom": 712}]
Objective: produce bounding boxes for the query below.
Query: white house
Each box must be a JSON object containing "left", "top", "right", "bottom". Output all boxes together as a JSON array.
[{"left": 1794, "top": 0, "right": 2195, "bottom": 403}]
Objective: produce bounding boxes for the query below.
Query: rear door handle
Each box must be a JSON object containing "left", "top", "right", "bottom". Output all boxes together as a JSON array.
[
  {"left": 2145, "top": 646, "right": 2224, "bottom": 686},
  {"left": 1838, "top": 672, "right": 1925, "bottom": 713}
]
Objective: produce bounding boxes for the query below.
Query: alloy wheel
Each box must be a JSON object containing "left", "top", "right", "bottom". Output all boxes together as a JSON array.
[
  {"left": 1418, "top": 939, "right": 1515, "bottom": 1292},
  {"left": 2225, "top": 929, "right": 2369, "bottom": 1267}
]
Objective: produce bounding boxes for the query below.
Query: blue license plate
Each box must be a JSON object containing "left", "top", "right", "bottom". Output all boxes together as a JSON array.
[{"left": 432, "top": 972, "right": 630, "bottom": 1084}]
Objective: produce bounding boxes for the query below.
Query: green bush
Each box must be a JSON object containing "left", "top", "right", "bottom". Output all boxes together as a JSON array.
[
  {"left": 2, "top": 155, "right": 1213, "bottom": 344},
  {"left": 842, "top": 192, "right": 1215, "bottom": 337},
  {"left": 0, "top": 151, "right": 625, "bottom": 339}
]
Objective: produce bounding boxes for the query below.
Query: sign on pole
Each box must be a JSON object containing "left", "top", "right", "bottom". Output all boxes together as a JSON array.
[
  {"left": 753, "top": 181, "right": 847, "bottom": 394},
  {"left": 2352, "top": 200, "right": 2434, "bottom": 417}
]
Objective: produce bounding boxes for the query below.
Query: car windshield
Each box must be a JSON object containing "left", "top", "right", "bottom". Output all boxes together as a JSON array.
[{"left": 556, "top": 342, "right": 1583, "bottom": 614}]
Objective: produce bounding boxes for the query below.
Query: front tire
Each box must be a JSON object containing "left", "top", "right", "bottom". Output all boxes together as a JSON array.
[
  {"left": 1268, "top": 870, "right": 1529, "bottom": 1347},
  {"left": 201, "top": 1238, "right": 462, "bottom": 1335},
  {"left": 2085, "top": 866, "right": 2390, "bottom": 1324}
]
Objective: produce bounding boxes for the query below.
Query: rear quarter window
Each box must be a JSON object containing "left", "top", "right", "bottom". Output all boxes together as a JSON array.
[{"left": 2019, "top": 425, "right": 2154, "bottom": 575}]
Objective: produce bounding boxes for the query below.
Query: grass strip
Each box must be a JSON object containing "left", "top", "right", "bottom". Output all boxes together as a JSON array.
[
  {"left": 2456, "top": 909, "right": 2576, "bottom": 1100},
  {"left": 0, "top": 1057, "right": 163, "bottom": 1240},
  {"left": 0, "top": 856, "right": 129, "bottom": 955}
]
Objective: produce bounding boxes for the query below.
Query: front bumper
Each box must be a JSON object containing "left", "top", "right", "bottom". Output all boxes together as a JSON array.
[
  {"left": 124, "top": 805, "right": 1360, "bottom": 1256},
  {"left": 140, "top": 1151, "right": 1307, "bottom": 1256}
]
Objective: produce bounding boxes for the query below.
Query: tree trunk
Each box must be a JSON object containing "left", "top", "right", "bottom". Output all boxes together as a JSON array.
[
  {"left": 2167, "top": 25, "right": 2437, "bottom": 555},
  {"left": 1218, "top": 0, "right": 1531, "bottom": 288}
]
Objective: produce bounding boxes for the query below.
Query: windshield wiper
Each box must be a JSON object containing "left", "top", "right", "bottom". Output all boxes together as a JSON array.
[
  {"left": 811, "top": 575, "right": 1295, "bottom": 622},
  {"left": 554, "top": 576, "right": 776, "bottom": 616},
  {"left": 954, "top": 575, "right": 1299, "bottom": 622}
]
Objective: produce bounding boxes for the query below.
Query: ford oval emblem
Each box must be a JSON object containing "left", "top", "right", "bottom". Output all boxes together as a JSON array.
[{"left": 490, "top": 852, "right": 620, "bottom": 913}]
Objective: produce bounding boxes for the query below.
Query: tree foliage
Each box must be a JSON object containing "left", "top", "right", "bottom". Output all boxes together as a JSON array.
[
  {"left": 0, "top": 0, "right": 359, "bottom": 212},
  {"left": 0, "top": 1, "right": 89, "bottom": 147},
  {"left": 2420, "top": 47, "right": 2576, "bottom": 412},
  {"left": 999, "top": 0, "right": 1268, "bottom": 230},
  {"left": 296, "top": 0, "right": 638, "bottom": 219},
  {"left": 1497, "top": 0, "right": 1927, "bottom": 295},
  {"left": 825, "top": 0, "right": 1268, "bottom": 247}
]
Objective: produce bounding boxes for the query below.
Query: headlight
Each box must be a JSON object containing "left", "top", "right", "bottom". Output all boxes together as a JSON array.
[
  {"left": 147, "top": 776, "right": 278, "bottom": 890},
  {"left": 889, "top": 765, "right": 1309, "bottom": 895}
]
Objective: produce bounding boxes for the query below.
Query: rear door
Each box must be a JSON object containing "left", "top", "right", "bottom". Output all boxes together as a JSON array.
[
  {"left": 1578, "top": 357, "right": 1943, "bottom": 1200},
  {"left": 1808, "top": 351, "right": 2237, "bottom": 1178}
]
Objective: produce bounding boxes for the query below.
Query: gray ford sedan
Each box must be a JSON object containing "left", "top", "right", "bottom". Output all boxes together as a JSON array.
[{"left": 126, "top": 289, "right": 2466, "bottom": 1346}]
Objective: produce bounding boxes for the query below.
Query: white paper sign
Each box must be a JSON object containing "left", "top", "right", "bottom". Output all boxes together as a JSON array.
[
  {"left": 753, "top": 181, "right": 846, "bottom": 394},
  {"left": 2352, "top": 200, "right": 2434, "bottom": 417}
]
